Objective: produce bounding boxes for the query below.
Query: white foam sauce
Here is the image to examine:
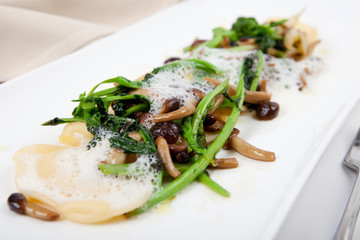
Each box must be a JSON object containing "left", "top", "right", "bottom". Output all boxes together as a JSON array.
[
  {"left": 143, "top": 46, "right": 323, "bottom": 116},
  {"left": 142, "top": 67, "right": 214, "bottom": 114},
  {"left": 17, "top": 140, "right": 158, "bottom": 210},
  {"left": 193, "top": 46, "right": 323, "bottom": 90},
  {"left": 192, "top": 46, "right": 324, "bottom": 112}
]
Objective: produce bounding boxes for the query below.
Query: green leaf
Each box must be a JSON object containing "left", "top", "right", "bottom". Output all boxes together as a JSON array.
[
  {"left": 41, "top": 117, "right": 85, "bottom": 126},
  {"left": 191, "top": 78, "right": 229, "bottom": 145},
  {"left": 152, "top": 59, "right": 224, "bottom": 75},
  {"left": 130, "top": 64, "right": 246, "bottom": 216},
  {"left": 231, "top": 17, "right": 285, "bottom": 52},
  {"left": 240, "top": 50, "right": 264, "bottom": 91},
  {"left": 87, "top": 76, "right": 142, "bottom": 97}
]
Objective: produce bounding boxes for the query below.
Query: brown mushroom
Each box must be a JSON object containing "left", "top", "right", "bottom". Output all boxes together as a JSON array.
[
  {"left": 164, "top": 57, "right": 181, "bottom": 64},
  {"left": 128, "top": 88, "right": 154, "bottom": 97},
  {"left": 129, "top": 131, "right": 143, "bottom": 142},
  {"left": 219, "top": 37, "right": 231, "bottom": 48},
  {"left": 190, "top": 38, "right": 207, "bottom": 48},
  {"left": 103, "top": 148, "right": 127, "bottom": 164},
  {"left": 8, "top": 193, "right": 59, "bottom": 221},
  {"left": 256, "top": 101, "right": 280, "bottom": 120},
  {"left": 204, "top": 121, "right": 224, "bottom": 132},
  {"left": 156, "top": 136, "right": 181, "bottom": 178},
  {"left": 210, "top": 158, "right": 239, "bottom": 169},
  {"left": 187, "top": 88, "right": 206, "bottom": 99},
  {"left": 236, "top": 38, "right": 256, "bottom": 46},
  {"left": 260, "top": 79, "right": 268, "bottom": 92},
  {"left": 168, "top": 141, "right": 188, "bottom": 155},
  {"left": 159, "top": 97, "right": 181, "bottom": 114},
  {"left": 208, "top": 95, "right": 225, "bottom": 114},
  {"left": 204, "top": 77, "right": 236, "bottom": 96},
  {"left": 153, "top": 100, "right": 197, "bottom": 123},
  {"left": 139, "top": 113, "right": 155, "bottom": 127},
  {"left": 222, "top": 128, "right": 240, "bottom": 149},
  {"left": 244, "top": 91, "right": 272, "bottom": 104},
  {"left": 203, "top": 77, "right": 271, "bottom": 103},
  {"left": 229, "top": 136, "right": 275, "bottom": 162}
]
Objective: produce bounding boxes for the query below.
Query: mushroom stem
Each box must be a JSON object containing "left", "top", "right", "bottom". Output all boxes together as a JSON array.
[
  {"left": 159, "top": 98, "right": 180, "bottom": 114},
  {"left": 103, "top": 148, "right": 127, "bottom": 164},
  {"left": 128, "top": 88, "right": 153, "bottom": 97},
  {"left": 153, "top": 100, "right": 197, "bottom": 123},
  {"left": 8, "top": 193, "right": 59, "bottom": 221},
  {"left": 204, "top": 77, "right": 237, "bottom": 96},
  {"left": 211, "top": 158, "right": 239, "bottom": 169},
  {"left": 187, "top": 88, "right": 206, "bottom": 99},
  {"left": 229, "top": 136, "right": 275, "bottom": 162},
  {"left": 208, "top": 95, "right": 225, "bottom": 114},
  {"left": 168, "top": 141, "right": 188, "bottom": 155},
  {"left": 129, "top": 131, "right": 143, "bottom": 142},
  {"left": 244, "top": 91, "right": 272, "bottom": 104},
  {"left": 25, "top": 201, "right": 60, "bottom": 221},
  {"left": 260, "top": 79, "right": 267, "bottom": 92},
  {"left": 156, "top": 137, "right": 181, "bottom": 178},
  {"left": 204, "top": 121, "right": 224, "bottom": 132},
  {"left": 203, "top": 77, "right": 271, "bottom": 103}
]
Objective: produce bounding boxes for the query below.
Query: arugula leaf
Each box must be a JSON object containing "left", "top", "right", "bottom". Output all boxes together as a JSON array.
[
  {"left": 86, "top": 113, "right": 156, "bottom": 154},
  {"left": 201, "top": 27, "right": 237, "bottom": 48},
  {"left": 43, "top": 76, "right": 156, "bottom": 154},
  {"left": 87, "top": 76, "right": 142, "bottom": 97},
  {"left": 152, "top": 59, "right": 224, "bottom": 75},
  {"left": 231, "top": 17, "right": 285, "bottom": 52},
  {"left": 241, "top": 50, "right": 264, "bottom": 91}
]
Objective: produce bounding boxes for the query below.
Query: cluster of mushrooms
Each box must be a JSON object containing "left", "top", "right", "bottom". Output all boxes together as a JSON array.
[{"left": 127, "top": 75, "right": 278, "bottom": 179}]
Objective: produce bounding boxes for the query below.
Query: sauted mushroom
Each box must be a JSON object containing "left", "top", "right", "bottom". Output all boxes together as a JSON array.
[
  {"left": 168, "top": 141, "right": 188, "bottom": 155},
  {"left": 244, "top": 91, "right": 272, "bottom": 104},
  {"left": 164, "top": 57, "right": 181, "bottom": 64},
  {"left": 228, "top": 136, "right": 275, "bottom": 162},
  {"left": 150, "top": 121, "right": 181, "bottom": 144},
  {"left": 159, "top": 97, "right": 181, "bottom": 114},
  {"left": 156, "top": 136, "right": 181, "bottom": 178},
  {"left": 8, "top": 193, "right": 59, "bottom": 221},
  {"left": 256, "top": 101, "right": 280, "bottom": 120},
  {"left": 153, "top": 100, "right": 198, "bottom": 123},
  {"left": 203, "top": 77, "right": 272, "bottom": 104},
  {"left": 208, "top": 95, "right": 225, "bottom": 114},
  {"left": 104, "top": 148, "right": 128, "bottom": 164},
  {"left": 211, "top": 158, "right": 239, "bottom": 169},
  {"left": 187, "top": 88, "right": 206, "bottom": 99}
]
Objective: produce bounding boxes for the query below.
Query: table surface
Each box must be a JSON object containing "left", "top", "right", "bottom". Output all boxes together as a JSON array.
[{"left": 276, "top": 99, "right": 360, "bottom": 239}]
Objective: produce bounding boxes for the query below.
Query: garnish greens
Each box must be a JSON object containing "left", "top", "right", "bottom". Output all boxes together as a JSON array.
[
  {"left": 43, "top": 49, "right": 263, "bottom": 216},
  {"left": 186, "top": 17, "right": 286, "bottom": 55}
]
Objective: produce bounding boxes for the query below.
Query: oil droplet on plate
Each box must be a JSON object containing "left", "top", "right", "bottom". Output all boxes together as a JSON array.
[{"left": 0, "top": 145, "right": 10, "bottom": 152}]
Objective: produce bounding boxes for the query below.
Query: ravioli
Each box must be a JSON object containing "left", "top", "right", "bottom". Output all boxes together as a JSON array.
[{"left": 13, "top": 125, "right": 156, "bottom": 223}]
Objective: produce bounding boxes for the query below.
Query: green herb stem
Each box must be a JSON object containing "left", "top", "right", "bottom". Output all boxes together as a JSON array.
[
  {"left": 41, "top": 117, "right": 85, "bottom": 126},
  {"left": 99, "top": 162, "right": 229, "bottom": 197},
  {"left": 191, "top": 78, "right": 229, "bottom": 142},
  {"left": 87, "top": 76, "right": 142, "bottom": 96},
  {"left": 102, "top": 94, "right": 150, "bottom": 103},
  {"left": 250, "top": 50, "right": 264, "bottom": 91},
  {"left": 121, "top": 103, "right": 149, "bottom": 118},
  {"left": 198, "top": 173, "right": 230, "bottom": 197},
  {"left": 130, "top": 74, "right": 245, "bottom": 216}
]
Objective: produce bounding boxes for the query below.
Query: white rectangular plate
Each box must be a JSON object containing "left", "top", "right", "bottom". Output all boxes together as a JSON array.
[{"left": 1, "top": 0, "right": 359, "bottom": 239}]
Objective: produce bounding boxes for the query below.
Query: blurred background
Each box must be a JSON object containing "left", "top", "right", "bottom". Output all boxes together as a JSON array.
[{"left": 0, "top": 0, "right": 180, "bottom": 82}]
